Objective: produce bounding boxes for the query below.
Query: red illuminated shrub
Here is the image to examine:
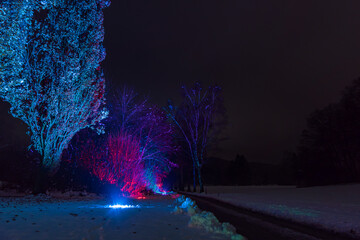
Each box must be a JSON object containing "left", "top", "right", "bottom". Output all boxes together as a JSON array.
[{"left": 78, "top": 87, "right": 177, "bottom": 196}]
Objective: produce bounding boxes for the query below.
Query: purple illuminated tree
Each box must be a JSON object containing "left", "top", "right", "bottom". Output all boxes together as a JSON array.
[
  {"left": 112, "top": 87, "right": 176, "bottom": 169},
  {"left": 111, "top": 87, "right": 148, "bottom": 131},
  {"left": 0, "top": 0, "right": 110, "bottom": 191},
  {"left": 165, "top": 82, "right": 226, "bottom": 192}
]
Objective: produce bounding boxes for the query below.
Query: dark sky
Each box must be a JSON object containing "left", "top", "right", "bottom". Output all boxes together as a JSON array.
[
  {"left": 2, "top": 1, "right": 360, "bottom": 164},
  {"left": 103, "top": 0, "right": 360, "bottom": 163}
]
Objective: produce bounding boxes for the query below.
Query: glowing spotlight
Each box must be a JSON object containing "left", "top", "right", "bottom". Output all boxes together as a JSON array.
[{"left": 107, "top": 204, "right": 140, "bottom": 209}]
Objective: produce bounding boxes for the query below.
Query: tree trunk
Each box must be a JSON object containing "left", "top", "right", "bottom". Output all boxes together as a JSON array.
[
  {"left": 193, "top": 161, "right": 197, "bottom": 192},
  {"left": 33, "top": 162, "right": 50, "bottom": 195},
  {"left": 193, "top": 152, "right": 204, "bottom": 193},
  {"left": 179, "top": 165, "right": 184, "bottom": 191},
  {"left": 197, "top": 165, "right": 204, "bottom": 193}
]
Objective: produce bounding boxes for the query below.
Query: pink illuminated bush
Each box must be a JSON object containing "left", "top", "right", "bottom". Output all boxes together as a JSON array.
[
  {"left": 79, "top": 132, "right": 145, "bottom": 196},
  {"left": 78, "top": 88, "right": 177, "bottom": 196}
]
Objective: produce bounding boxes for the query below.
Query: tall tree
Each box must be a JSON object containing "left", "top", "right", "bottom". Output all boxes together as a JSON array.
[
  {"left": 0, "top": 0, "right": 110, "bottom": 191},
  {"left": 165, "top": 82, "right": 226, "bottom": 192}
]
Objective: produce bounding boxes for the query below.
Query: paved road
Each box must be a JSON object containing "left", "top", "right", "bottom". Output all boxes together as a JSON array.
[{"left": 0, "top": 195, "right": 228, "bottom": 240}]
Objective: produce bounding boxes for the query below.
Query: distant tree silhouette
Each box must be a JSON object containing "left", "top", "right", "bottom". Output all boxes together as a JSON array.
[
  {"left": 297, "top": 78, "right": 360, "bottom": 185},
  {"left": 278, "top": 151, "right": 297, "bottom": 185},
  {"left": 225, "top": 154, "right": 251, "bottom": 185}
]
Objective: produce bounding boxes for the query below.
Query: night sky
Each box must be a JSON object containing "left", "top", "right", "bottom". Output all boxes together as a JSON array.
[
  {"left": 103, "top": 0, "right": 360, "bottom": 163},
  {"left": 2, "top": 0, "right": 360, "bottom": 164}
]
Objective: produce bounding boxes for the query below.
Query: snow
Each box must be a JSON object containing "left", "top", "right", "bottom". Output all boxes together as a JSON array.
[
  {"left": 0, "top": 193, "right": 240, "bottom": 240},
  {"left": 192, "top": 184, "right": 360, "bottom": 239},
  {"left": 173, "top": 196, "right": 246, "bottom": 240},
  {"left": 0, "top": 187, "right": 99, "bottom": 199}
]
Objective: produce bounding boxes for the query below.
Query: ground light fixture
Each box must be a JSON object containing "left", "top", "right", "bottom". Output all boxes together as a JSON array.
[{"left": 106, "top": 204, "right": 141, "bottom": 209}]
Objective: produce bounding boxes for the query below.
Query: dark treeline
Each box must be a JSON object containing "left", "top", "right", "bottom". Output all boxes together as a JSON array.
[
  {"left": 172, "top": 154, "right": 295, "bottom": 189},
  {"left": 296, "top": 78, "right": 360, "bottom": 186}
]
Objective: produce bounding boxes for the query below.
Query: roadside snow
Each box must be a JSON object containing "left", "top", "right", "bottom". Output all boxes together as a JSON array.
[
  {"left": 192, "top": 184, "right": 360, "bottom": 239},
  {"left": 174, "top": 196, "right": 246, "bottom": 240}
]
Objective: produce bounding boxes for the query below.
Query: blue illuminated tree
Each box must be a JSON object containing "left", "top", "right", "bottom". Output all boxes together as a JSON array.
[
  {"left": 0, "top": 1, "right": 60, "bottom": 85},
  {"left": 165, "top": 83, "right": 226, "bottom": 192},
  {"left": 0, "top": 0, "right": 33, "bottom": 95},
  {"left": 0, "top": 1, "right": 110, "bottom": 190}
]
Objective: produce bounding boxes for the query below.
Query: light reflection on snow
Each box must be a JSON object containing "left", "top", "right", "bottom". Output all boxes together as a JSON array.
[
  {"left": 106, "top": 204, "right": 140, "bottom": 209},
  {"left": 268, "top": 204, "right": 319, "bottom": 217}
]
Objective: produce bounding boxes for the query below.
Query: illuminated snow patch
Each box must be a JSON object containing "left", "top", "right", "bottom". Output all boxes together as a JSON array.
[{"left": 106, "top": 204, "right": 140, "bottom": 209}]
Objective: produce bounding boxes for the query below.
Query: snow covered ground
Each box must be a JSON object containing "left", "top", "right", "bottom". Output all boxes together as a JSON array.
[
  {"left": 0, "top": 193, "right": 243, "bottom": 240},
  {"left": 174, "top": 196, "right": 245, "bottom": 240},
  {"left": 192, "top": 184, "right": 360, "bottom": 239}
]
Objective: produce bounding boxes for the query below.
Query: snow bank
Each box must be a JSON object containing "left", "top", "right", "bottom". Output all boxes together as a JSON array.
[{"left": 174, "top": 195, "right": 246, "bottom": 240}]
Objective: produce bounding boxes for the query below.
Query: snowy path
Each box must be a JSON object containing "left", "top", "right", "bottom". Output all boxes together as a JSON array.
[{"left": 0, "top": 195, "right": 231, "bottom": 240}]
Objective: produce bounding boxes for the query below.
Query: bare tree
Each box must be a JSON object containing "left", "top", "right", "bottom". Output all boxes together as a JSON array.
[{"left": 165, "top": 82, "right": 225, "bottom": 192}]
